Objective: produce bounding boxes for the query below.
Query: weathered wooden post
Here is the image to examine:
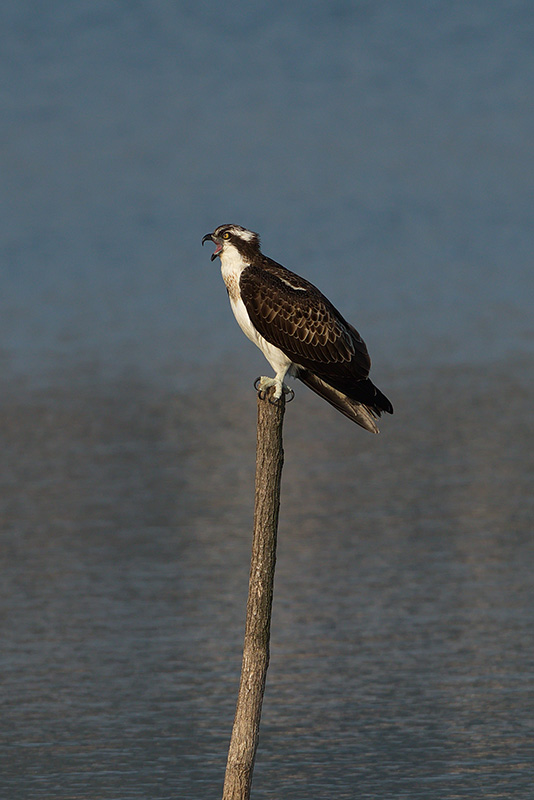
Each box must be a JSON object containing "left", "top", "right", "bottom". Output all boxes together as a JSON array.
[{"left": 221, "top": 388, "right": 286, "bottom": 800}]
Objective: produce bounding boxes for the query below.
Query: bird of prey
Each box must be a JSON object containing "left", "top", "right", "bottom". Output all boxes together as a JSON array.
[{"left": 202, "top": 224, "right": 393, "bottom": 433}]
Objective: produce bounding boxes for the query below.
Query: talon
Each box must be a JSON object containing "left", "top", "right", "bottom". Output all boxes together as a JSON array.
[{"left": 254, "top": 375, "right": 295, "bottom": 404}]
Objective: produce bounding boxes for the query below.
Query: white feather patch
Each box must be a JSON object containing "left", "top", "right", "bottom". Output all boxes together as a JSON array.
[
  {"left": 277, "top": 275, "right": 307, "bottom": 291},
  {"left": 219, "top": 243, "right": 250, "bottom": 285},
  {"left": 230, "top": 295, "right": 293, "bottom": 375},
  {"left": 233, "top": 227, "right": 256, "bottom": 242},
  {"left": 220, "top": 241, "right": 294, "bottom": 378}
]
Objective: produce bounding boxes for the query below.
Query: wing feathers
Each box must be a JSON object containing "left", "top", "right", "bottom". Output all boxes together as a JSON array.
[
  {"left": 297, "top": 370, "right": 380, "bottom": 433},
  {"left": 240, "top": 259, "right": 371, "bottom": 380}
]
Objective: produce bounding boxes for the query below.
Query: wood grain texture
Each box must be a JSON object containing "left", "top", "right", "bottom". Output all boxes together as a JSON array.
[{"left": 222, "top": 388, "right": 286, "bottom": 800}]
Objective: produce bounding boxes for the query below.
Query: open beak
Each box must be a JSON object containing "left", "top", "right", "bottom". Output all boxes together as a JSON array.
[{"left": 202, "top": 232, "right": 222, "bottom": 261}]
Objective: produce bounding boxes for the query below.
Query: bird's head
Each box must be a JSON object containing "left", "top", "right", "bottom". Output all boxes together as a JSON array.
[{"left": 202, "top": 224, "right": 260, "bottom": 262}]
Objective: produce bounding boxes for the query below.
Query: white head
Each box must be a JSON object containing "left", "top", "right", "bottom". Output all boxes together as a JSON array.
[{"left": 202, "top": 224, "right": 261, "bottom": 262}]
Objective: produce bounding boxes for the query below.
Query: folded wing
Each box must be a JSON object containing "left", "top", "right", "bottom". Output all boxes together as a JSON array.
[{"left": 239, "top": 259, "right": 371, "bottom": 383}]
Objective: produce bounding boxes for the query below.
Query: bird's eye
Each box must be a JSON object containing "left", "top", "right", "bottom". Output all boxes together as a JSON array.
[{"left": 222, "top": 231, "right": 231, "bottom": 239}]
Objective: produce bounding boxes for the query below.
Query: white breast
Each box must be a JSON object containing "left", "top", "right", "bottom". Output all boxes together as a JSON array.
[
  {"left": 219, "top": 245, "right": 249, "bottom": 287},
  {"left": 229, "top": 295, "right": 293, "bottom": 375},
  {"left": 220, "top": 246, "right": 293, "bottom": 377}
]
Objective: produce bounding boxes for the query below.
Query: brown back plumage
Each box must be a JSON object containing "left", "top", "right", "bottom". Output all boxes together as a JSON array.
[{"left": 240, "top": 257, "right": 371, "bottom": 378}]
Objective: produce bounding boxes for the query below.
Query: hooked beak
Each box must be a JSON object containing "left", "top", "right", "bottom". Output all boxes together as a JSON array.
[{"left": 202, "top": 232, "right": 222, "bottom": 261}]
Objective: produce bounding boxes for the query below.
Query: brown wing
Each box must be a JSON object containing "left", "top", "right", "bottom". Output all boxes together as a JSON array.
[{"left": 239, "top": 259, "right": 371, "bottom": 381}]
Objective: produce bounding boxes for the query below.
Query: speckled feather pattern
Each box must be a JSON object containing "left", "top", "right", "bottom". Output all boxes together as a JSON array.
[
  {"left": 239, "top": 255, "right": 371, "bottom": 382},
  {"left": 205, "top": 223, "right": 393, "bottom": 428}
]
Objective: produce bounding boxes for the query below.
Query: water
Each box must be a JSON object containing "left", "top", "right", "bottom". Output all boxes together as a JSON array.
[{"left": 1, "top": 2, "right": 533, "bottom": 798}]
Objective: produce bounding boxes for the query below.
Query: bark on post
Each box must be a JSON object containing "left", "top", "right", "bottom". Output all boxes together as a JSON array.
[{"left": 222, "top": 388, "right": 286, "bottom": 800}]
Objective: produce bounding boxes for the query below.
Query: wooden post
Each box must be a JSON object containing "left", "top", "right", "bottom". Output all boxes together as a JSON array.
[{"left": 222, "top": 388, "right": 286, "bottom": 800}]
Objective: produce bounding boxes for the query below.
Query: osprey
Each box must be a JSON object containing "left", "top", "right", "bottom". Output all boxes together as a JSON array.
[{"left": 202, "top": 224, "right": 393, "bottom": 433}]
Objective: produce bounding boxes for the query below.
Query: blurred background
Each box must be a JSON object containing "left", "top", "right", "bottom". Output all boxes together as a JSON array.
[{"left": 1, "top": 2, "right": 533, "bottom": 798}]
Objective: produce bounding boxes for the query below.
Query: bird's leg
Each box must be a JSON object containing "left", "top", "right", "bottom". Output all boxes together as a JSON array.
[{"left": 254, "top": 374, "right": 294, "bottom": 403}]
